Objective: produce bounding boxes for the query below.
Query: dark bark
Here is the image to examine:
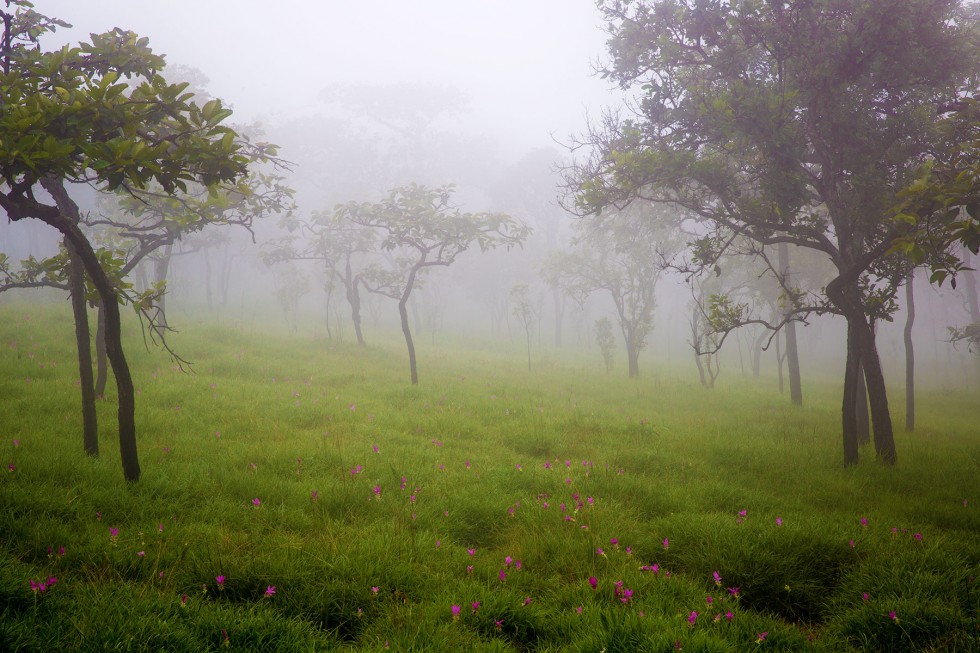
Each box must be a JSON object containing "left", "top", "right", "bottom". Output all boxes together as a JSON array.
[
  {"left": 841, "top": 319, "right": 861, "bottom": 467},
  {"left": 775, "top": 329, "right": 784, "bottom": 393},
  {"left": 95, "top": 300, "right": 108, "bottom": 398},
  {"left": 626, "top": 342, "right": 640, "bottom": 378},
  {"left": 855, "top": 358, "right": 870, "bottom": 445},
  {"left": 750, "top": 329, "right": 766, "bottom": 377},
  {"left": 399, "top": 265, "right": 422, "bottom": 385},
  {"left": 40, "top": 178, "right": 141, "bottom": 482},
  {"left": 828, "top": 275, "right": 897, "bottom": 466},
  {"left": 905, "top": 270, "right": 915, "bottom": 432},
  {"left": 66, "top": 237, "right": 99, "bottom": 457}
]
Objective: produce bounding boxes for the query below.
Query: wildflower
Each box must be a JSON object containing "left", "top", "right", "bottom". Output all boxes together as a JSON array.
[
  {"left": 222, "top": 629, "right": 230, "bottom": 647},
  {"left": 738, "top": 509, "right": 747, "bottom": 517},
  {"left": 435, "top": 540, "right": 441, "bottom": 549},
  {"left": 610, "top": 537, "right": 619, "bottom": 548},
  {"left": 515, "top": 560, "right": 522, "bottom": 570},
  {"left": 776, "top": 517, "right": 783, "bottom": 526},
  {"left": 888, "top": 611, "right": 898, "bottom": 622},
  {"left": 109, "top": 527, "right": 119, "bottom": 544},
  {"left": 688, "top": 611, "right": 698, "bottom": 626},
  {"left": 466, "top": 565, "right": 474, "bottom": 575},
  {"left": 216, "top": 575, "right": 225, "bottom": 589},
  {"left": 371, "top": 586, "right": 379, "bottom": 594},
  {"left": 860, "top": 517, "right": 868, "bottom": 528},
  {"left": 264, "top": 585, "right": 276, "bottom": 597},
  {"left": 136, "top": 550, "right": 145, "bottom": 557},
  {"left": 576, "top": 605, "right": 583, "bottom": 614},
  {"left": 756, "top": 631, "right": 768, "bottom": 644},
  {"left": 706, "top": 595, "right": 713, "bottom": 605},
  {"left": 471, "top": 601, "right": 480, "bottom": 614},
  {"left": 862, "top": 592, "right": 869, "bottom": 602},
  {"left": 372, "top": 485, "right": 381, "bottom": 499},
  {"left": 727, "top": 586, "right": 740, "bottom": 598},
  {"left": 180, "top": 594, "right": 189, "bottom": 606},
  {"left": 597, "top": 547, "right": 606, "bottom": 557},
  {"left": 451, "top": 604, "right": 461, "bottom": 620},
  {"left": 467, "top": 548, "right": 476, "bottom": 557},
  {"left": 620, "top": 588, "right": 633, "bottom": 604},
  {"left": 588, "top": 576, "right": 598, "bottom": 589},
  {"left": 465, "top": 460, "right": 471, "bottom": 469},
  {"left": 849, "top": 539, "right": 856, "bottom": 549},
  {"left": 523, "top": 596, "right": 532, "bottom": 606},
  {"left": 158, "top": 524, "right": 164, "bottom": 534},
  {"left": 372, "top": 444, "right": 379, "bottom": 454},
  {"left": 252, "top": 498, "right": 261, "bottom": 507},
  {"left": 311, "top": 490, "right": 319, "bottom": 502},
  {"left": 498, "top": 569, "right": 507, "bottom": 581},
  {"left": 12, "top": 439, "right": 19, "bottom": 447},
  {"left": 663, "top": 538, "right": 670, "bottom": 550},
  {"left": 544, "top": 461, "right": 551, "bottom": 469},
  {"left": 494, "top": 619, "right": 504, "bottom": 631},
  {"left": 725, "top": 611, "right": 733, "bottom": 621},
  {"left": 913, "top": 532, "right": 923, "bottom": 542},
  {"left": 6, "top": 463, "right": 13, "bottom": 472},
  {"left": 505, "top": 556, "right": 512, "bottom": 566}
]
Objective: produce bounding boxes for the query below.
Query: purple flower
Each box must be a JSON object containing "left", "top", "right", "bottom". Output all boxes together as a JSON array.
[
  {"left": 712, "top": 571, "right": 722, "bottom": 586},
  {"left": 663, "top": 538, "right": 669, "bottom": 550},
  {"left": 588, "top": 576, "right": 598, "bottom": 589},
  {"left": 688, "top": 611, "right": 698, "bottom": 625},
  {"left": 467, "top": 548, "right": 476, "bottom": 557},
  {"left": 451, "top": 604, "right": 461, "bottom": 619},
  {"left": 264, "top": 585, "right": 276, "bottom": 597},
  {"left": 756, "top": 631, "right": 768, "bottom": 644},
  {"left": 471, "top": 601, "right": 480, "bottom": 614},
  {"left": 498, "top": 569, "right": 507, "bottom": 581},
  {"left": 216, "top": 575, "right": 225, "bottom": 589},
  {"left": 252, "top": 497, "right": 261, "bottom": 507},
  {"left": 776, "top": 517, "right": 783, "bottom": 526}
]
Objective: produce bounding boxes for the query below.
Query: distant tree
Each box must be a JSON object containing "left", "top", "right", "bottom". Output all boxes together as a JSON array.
[
  {"left": 344, "top": 184, "right": 529, "bottom": 384},
  {"left": 544, "top": 203, "right": 672, "bottom": 377},
  {"left": 0, "top": 4, "right": 258, "bottom": 481},
  {"left": 510, "top": 282, "right": 535, "bottom": 371},
  {"left": 572, "top": 0, "right": 979, "bottom": 465},
  {"left": 267, "top": 210, "right": 376, "bottom": 346},
  {"left": 593, "top": 317, "right": 615, "bottom": 373}
]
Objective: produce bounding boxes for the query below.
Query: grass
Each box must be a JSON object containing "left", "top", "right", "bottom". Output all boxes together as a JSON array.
[{"left": 0, "top": 300, "right": 978, "bottom": 652}]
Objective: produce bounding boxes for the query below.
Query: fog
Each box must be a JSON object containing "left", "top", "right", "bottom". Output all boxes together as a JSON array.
[{"left": 2, "top": 1, "right": 979, "bottom": 395}]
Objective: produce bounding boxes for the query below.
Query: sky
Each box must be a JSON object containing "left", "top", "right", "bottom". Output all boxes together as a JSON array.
[{"left": 38, "top": 1, "right": 618, "bottom": 150}]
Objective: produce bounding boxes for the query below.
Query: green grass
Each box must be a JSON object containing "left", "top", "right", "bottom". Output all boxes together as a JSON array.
[{"left": 0, "top": 301, "right": 978, "bottom": 652}]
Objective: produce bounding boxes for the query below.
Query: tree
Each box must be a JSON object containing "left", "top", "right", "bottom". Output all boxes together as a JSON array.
[
  {"left": 572, "top": 0, "right": 979, "bottom": 466},
  {"left": 510, "top": 282, "right": 535, "bottom": 370},
  {"left": 594, "top": 317, "right": 615, "bottom": 373},
  {"left": 344, "top": 184, "right": 529, "bottom": 384},
  {"left": 0, "top": 4, "right": 256, "bottom": 481},
  {"left": 544, "top": 203, "right": 671, "bottom": 377},
  {"left": 267, "top": 209, "right": 376, "bottom": 346}
]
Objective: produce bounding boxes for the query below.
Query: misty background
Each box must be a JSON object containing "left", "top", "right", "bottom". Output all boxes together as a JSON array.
[{"left": 2, "top": 0, "right": 978, "bottom": 393}]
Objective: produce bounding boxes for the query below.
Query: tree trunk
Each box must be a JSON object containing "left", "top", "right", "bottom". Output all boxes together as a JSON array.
[
  {"left": 776, "top": 329, "right": 784, "bottom": 393},
  {"left": 750, "top": 329, "right": 766, "bottom": 378},
  {"left": 41, "top": 178, "right": 141, "bottom": 482},
  {"left": 841, "top": 319, "right": 861, "bottom": 467},
  {"left": 400, "top": 265, "right": 422, "bottom": 385},
  {"left": 855, "top": 358, "right": 870, "bottom": 445},
  {"left": 828, "top": 274, "right": 896, "bottom": 466},
  {"left": 904, "top": 270, "right": 915, "bottom": 432},
  {"left": 66, "top": 237, "right": 99, "bottom": 457},
  {"left": 626, "top": 342, "right": 640, "bottom": 378},
  {"left": 963, "top": 247, "right": 979, "bottom": 323},
  {"left": 345, "top": 265, "right": 365, "bottom": 346},
  {"left": 153, "top": 243, "right": 173, "bottom": 333},
  {"left": 95, "top": 300, "right": 108, "bottom": 398},
  {"left": 778, "top": 242, "right": 803, "bottom": 405}
]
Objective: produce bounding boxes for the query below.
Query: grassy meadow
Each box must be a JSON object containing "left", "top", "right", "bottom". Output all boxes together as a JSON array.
[{"left": 0, "top": 301, "right": 977, "bottom": 652}]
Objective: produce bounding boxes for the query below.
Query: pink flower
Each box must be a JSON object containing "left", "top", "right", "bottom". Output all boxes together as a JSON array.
[
  {"left": 372, "top": 485, "right": 381, "bottom": 499},
  {"left": 451, "top": 604, "right": 461, "bottom": 619},
  {"left": 849, "top": 539, "right": 856, "bottom": 548},
  {"left": 494, "top": 619, "right": 504, "bottom": 631},
  {"left": 725, "top": 610, "right": 734, "bottom": 621},
  {"left": 252, "top": 497, "right": 261, "bottom": 507},
  {"left": 264, "top": 585, "right": 276, "bottom": 597},
  {"left": 588, "top": 576, "right": 598, "bottom": 589},
  {"left": 596, "top": 547, "right": 606, "bottom": 557},
  {"left": 756, "top": 631, "right": 768, "bottom": 644},
  {"left": 498, "top": 569, "right": 507, "bottom": 581},
  {"left": 216, "top": 575, "right": 225, "bottom": 589},
  {"left": 663, "top": 538, "right": 669, "bottom": 550},
  {"left": 727, "top": 587, "right": 740, "bottom": 598},
  {"left": 467, "top": 548, "right": 476, "bottom": 557},
  {"left": 471, "top": 601, "right": 480, "bottom": 614},
  {"left": 862, "top": 592, "right": 869, "bottom": 602},
  {"left": 687, "top": 611, "right": 698, "bottom": 625},
  {"left": 913, "top": 532, "right": 923, "bottom": 542},
  {"left": 860, "top": 517, "right": 868, "bottom": 528},
  {"left": 466, "top": 565, "right": 474, "bottom": 575},
  {"left": 712, "top": 571, "right": 722, "bottom": 586},
  {"left": 136, "top": 550, "right": 145, "bottom": 557},
  {"left": 371, "top": 586, "right": 379, "bottom": 594},
  {"left": 776, "top": 517, "right": 783, "bottom": 526},
  {"left": 505, "top": 556, "right": 512, "bottom": 566},
  {"left": 523, "top": 596, "right": 532, "bottom": 606},
  {"left": 888, "top": 610, "right": 898, "bottom": 622}
]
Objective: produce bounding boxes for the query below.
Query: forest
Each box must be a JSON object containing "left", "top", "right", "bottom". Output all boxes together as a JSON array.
[{"left": 1, "top": 1, "right": 978, "bottom": 651}]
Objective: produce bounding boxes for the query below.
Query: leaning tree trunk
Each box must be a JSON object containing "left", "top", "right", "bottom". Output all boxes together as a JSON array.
[
  {"left": 66, "top": 237, "right": 99, "bottom": 457},
  {"left": 94, "top": 300, "right": 108, "bottom": 398},
  {"left": 399, "top": 265, "right": 422, "bottom": 385},
  {"left": 41, "top": 178, "right": 141, "bottom": 482},
  {"left": 778, "top": 242, "right": 803, "bottom": 405},
  {"left": 858, "top": 318, "right": 897, "bottom": 464},
  {"left": 904, "top": 270, "right": 915, "bottom": 432}
]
